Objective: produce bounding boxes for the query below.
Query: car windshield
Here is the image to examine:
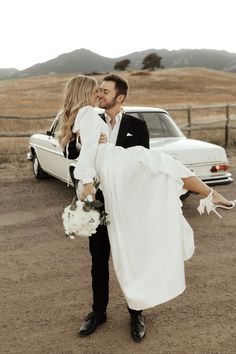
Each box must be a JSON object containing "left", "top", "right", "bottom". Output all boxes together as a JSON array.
[{"left": 127, "top": 112, "right": 184, "bottom": 138}]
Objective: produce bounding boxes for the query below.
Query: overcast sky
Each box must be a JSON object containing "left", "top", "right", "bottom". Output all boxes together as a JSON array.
[{"left": 1, "top": 0, "right": 235, "bottom": 70}]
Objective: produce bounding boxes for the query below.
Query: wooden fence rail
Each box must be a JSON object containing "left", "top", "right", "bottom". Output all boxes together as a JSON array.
[
  {"left": 165, "top": 103, "right": 236, "bottom": 147},
  {"left": 1, "top": 104, "right": 236, "bottom": 147},
  {"left": 0, "top": 115, "right": 55, "bottom": 120}
]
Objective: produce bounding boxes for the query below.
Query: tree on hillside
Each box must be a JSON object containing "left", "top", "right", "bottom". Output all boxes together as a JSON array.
[
  {"left": 114, "top": 59, "right": 131, "bottom": 71},
  {"left": 142, "top": 53, "right": 162, "bottom": 70}
]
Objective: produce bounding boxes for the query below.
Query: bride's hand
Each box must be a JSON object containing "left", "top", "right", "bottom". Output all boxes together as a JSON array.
[
  {"left": 80, "top": 183, "right": 95, "bottom": 201},
  {"left": 98, "top": 132, "right": 108, "bottom": 144}
]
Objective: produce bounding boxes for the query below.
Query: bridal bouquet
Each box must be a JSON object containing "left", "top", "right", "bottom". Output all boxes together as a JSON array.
[{"left": 62, "top": 194, "right": 109, "bottom": 239}]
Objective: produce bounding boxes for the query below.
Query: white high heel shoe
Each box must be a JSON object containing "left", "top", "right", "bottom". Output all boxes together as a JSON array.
[{"left": 197, "top": 189, "right": 236, "bottom": 219}]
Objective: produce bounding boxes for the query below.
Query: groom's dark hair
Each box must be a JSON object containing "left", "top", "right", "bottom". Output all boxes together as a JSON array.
[{"left": 103, "top": 73, "right": 128, "bottom": 98}]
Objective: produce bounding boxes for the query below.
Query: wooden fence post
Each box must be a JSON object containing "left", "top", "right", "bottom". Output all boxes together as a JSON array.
[
  {"left": 187, "top": 106, "right": 192, "bottom": 138},
  {"left": 225, "top": 104, "right": 230, "bottom": 148}
]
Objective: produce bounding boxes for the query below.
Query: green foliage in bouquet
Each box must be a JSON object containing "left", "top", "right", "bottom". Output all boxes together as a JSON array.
[{"left": 69, "top": 176, "right": 110, "bottom": 227}]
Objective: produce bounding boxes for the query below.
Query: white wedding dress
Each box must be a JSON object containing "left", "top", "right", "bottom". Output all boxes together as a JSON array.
[{"left": 73, "top": 105, "right": 195, "bottom": 310}]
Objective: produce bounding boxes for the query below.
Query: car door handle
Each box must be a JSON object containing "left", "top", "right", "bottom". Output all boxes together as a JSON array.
[{"left": 51, "top": 143, "right": 57, "bottom": 147}]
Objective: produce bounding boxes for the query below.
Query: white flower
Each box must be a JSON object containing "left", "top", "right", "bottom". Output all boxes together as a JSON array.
[{"left": 62, "top": 200, "right": 101, "bottom": 238}]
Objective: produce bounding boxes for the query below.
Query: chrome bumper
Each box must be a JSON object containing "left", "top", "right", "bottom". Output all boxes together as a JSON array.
[{"left": 202, "top": 174, "right": 233, "bottom": 186}]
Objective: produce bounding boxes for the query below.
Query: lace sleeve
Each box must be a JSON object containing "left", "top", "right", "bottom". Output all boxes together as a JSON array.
[{"left": 73, "top": 106, "right": 101, "bottom": 184}]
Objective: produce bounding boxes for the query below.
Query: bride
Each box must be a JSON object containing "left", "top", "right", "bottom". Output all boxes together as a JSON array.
[{"left": 58, "top": 75, "right": 235, "bottom": 310}]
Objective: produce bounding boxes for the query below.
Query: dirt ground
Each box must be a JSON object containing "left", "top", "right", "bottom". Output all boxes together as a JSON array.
[{"left": 0, "top": 151, "right": 236, "bottom": 354}]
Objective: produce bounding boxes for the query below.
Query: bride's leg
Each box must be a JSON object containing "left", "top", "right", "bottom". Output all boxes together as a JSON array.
[
  {"left": 182, "top": 176, "right": 211, "bottom": 196},
  {"left": 182, "top": 176, "right": 234, "bottom": 207}
]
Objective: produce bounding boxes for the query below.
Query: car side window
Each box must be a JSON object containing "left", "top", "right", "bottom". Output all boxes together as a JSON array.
[
  {"left": 53, "top": 120, "right": 60, "bottom": 136},
  {"left": 50, "top": 115, "right": 61, "bottom": 138},
  {"left": 132, "top": 112, "right": 169, "bottom": 138},
  {"left": 127, "top": 113, "right": 140, "bottom": 119},
  {"left": 144, "top": 113, "right": 166, "bottom": 138},
  {"left": 134, "top": 112, "right": 182, "bottom": 138}
]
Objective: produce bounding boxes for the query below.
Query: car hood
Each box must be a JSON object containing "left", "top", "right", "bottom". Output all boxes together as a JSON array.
[{"left": 150, "top": 138, "right": 227, "bottom": 165}]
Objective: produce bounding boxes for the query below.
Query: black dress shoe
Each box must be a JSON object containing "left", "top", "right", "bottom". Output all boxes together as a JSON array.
[
  {"left": 77, "top": 312, "right": 107, "bottom": 336},
  {"left": 130, "top": 313, "right": 146, "bottom": 342}
]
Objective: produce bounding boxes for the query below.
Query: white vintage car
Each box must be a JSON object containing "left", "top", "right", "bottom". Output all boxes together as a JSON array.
[{"left": 27, "top": 107, "right": 233, "bottom": 193}]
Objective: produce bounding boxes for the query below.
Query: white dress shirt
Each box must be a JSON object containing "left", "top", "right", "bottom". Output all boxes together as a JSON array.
[{"left": 104, "top": 111, "right": 123, "bottom": 144}]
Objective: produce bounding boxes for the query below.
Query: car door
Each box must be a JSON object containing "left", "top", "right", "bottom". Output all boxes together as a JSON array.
[
  {"left": 35, "top": 116, "right": 70, "bottom": 182},
  {"left": 45, "top": 117, "right": 70, "bottom": 181}
]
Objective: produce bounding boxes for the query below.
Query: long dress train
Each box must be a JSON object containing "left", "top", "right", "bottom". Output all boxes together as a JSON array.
[{"left": 73, "top": 105, "right": 195, "bottom": 310}]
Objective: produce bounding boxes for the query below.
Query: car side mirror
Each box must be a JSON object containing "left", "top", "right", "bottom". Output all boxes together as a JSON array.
[{"left": 46, "top": 130, "right": 52, "bottom": 136}]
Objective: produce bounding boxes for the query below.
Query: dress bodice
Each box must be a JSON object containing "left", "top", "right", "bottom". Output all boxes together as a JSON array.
[{"left": 72, "top": 105, "right": 109, "bottom": 139}]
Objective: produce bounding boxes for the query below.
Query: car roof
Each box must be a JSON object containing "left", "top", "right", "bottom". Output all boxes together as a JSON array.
[{"left": 95, "top": 106, "right": 168, "bottom": 114}]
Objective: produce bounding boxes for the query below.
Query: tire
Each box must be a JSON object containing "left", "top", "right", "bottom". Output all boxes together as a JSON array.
[{"left": 32, "top": 154, "right": 48, "bottom": 179}]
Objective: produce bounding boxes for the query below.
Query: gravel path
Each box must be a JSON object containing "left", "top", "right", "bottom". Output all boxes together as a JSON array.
[{"left": 0, "top": 154, "right": 235, "bottom": 354}]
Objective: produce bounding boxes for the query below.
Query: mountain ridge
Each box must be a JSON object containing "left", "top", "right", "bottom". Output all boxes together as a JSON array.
[{"left": 1, "top": 48, "right": 236, "bottom": 80}]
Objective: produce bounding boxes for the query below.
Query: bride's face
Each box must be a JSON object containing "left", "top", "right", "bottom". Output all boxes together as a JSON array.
[{"left": 91, "top": 86, "right": 99, "bottom": 106}]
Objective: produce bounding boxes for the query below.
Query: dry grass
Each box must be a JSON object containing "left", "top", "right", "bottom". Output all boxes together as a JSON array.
[{"left": 1, "top": 68, "right": 236, "bottom": 161}]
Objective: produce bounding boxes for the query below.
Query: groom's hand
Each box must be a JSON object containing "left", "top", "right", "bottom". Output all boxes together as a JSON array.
[{"left": 98, "top": 132, "right": 108, "bottom": 144}]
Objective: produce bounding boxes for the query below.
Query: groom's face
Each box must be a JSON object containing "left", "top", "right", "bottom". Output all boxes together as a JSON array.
[{"left": 98, "top": 80, "right": 120, "bottom": 110}]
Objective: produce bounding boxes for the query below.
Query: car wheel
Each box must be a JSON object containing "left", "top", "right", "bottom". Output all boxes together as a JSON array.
[{"left": 32, "top": 154, "right": 48, "bottom": 179}]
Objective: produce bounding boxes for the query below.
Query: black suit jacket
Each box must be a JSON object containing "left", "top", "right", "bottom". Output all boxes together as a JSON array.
[
  {"left": 107, "top": 113, "right": 149, "bottom": 149},
  {"left": 64, "top": 113, "right": 150, "bottom": 159}
]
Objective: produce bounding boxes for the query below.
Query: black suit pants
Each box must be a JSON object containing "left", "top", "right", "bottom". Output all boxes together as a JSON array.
[{"left": 88, "top": 189, "right": 142, "bottom": 316}]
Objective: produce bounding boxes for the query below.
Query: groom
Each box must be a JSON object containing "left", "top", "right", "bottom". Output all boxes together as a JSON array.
[{"left": 68, "top": 74, "right": 149, "bottom": 341}]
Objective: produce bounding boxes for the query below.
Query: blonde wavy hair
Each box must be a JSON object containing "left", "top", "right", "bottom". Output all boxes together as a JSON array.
[{"left": 58, "top": 75, "right": 98, "bottom": 149}]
